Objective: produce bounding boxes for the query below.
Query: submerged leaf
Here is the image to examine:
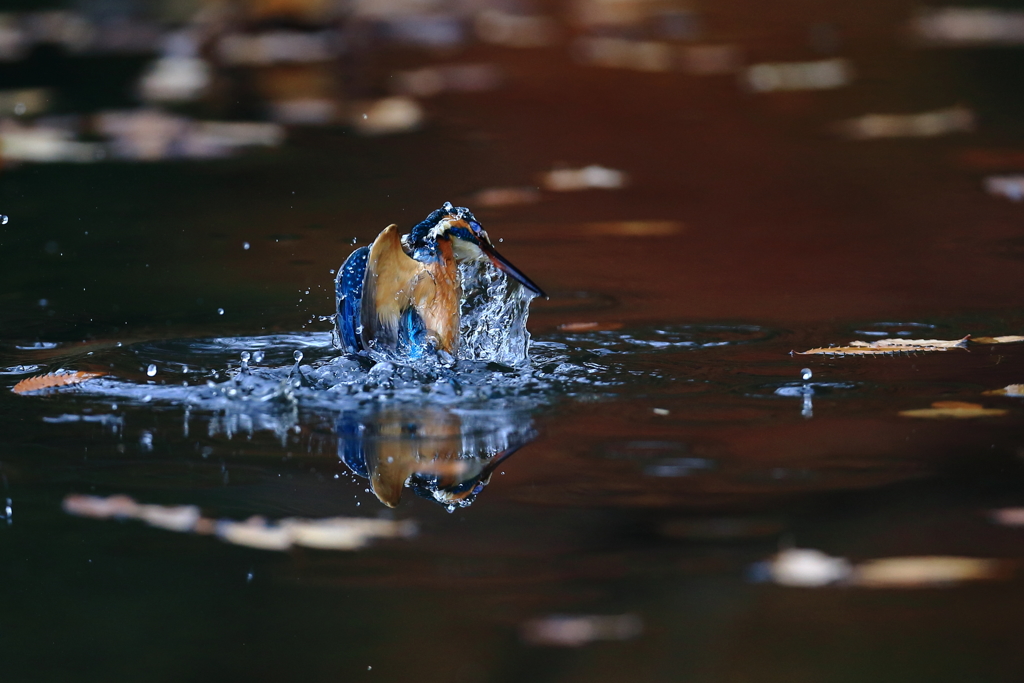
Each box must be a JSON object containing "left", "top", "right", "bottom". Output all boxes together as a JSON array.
[
  {"left": 983, "top": 384, "right": 1024, "bottom": 397},
  {"left": 899, "top": 401, "right": 1008, "bottom": 419},
  {"left": 13, "top": 370, "right": 105, "bottom": 394},
  {"left": 798, "top": 337, "right": 969, "bottom": 356}
]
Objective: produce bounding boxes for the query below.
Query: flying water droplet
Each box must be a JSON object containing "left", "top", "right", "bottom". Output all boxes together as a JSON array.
[
  {"left": 252, "top": 350, "right": 265, "bottom": 363},
  {"left": 800, "top": 368, "right": 812, "bottom": 381},
  {"left": 0, "top": 215, "right": 8, "bottom": 225},
  {"left": 240, "top": 351, "right": 250, "bottom": 362},
  {"left": 293, "top": 350, "right": 303, "bottom": 363},
  {"left": 243, "top": 242, "right": 250, "bottom": 250},
  {"left": 217, "top": 308, "right": 225, "bottom": 315},
  {"left": 147, "top": 364, "right": 157, "bottom": 377}
]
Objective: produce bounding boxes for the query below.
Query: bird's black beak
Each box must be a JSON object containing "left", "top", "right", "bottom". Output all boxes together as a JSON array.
[{"left": 478, "top": 240, "right": 546, "bottom": 298}]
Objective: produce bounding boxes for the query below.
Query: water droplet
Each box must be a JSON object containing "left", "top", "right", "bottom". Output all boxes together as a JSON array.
[
  {"left": 240, "top": 351, "right": 250, "bottom": 362},
  {"left": 293, "top": 350, "right": 303, "bottom": 362},
  {"left": 253, "top": 350, "right": 265, "bottom": 363},
  {"left": 217, "top": 308, "right": 225, "bottom": 315},
  {"left": 243, "top": 242, "right": 250, "bottom": 250},
  {"left": 147, "top": 364, "right": 157, "bottom": 377},
  {"left": 442, "top": 201, "right": 454, "bottom": 211},
  {"left": 800, "top": 368, "right": 813, "bottom": 381},
  {"left": 350, "top": 237, "right": 358, "bottom": 245},
  {"left": 1, "top": 215, "right": 8, "bottom": 225}
]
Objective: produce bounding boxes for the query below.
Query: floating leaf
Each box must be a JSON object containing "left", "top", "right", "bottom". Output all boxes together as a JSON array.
[
  {"left": 12, "top": 370, "right": 105, "bottom": 394},
  {"left": 63, "top": 494, "right": 416, "bottom": 552},
  {"left": 851, "top": 556, "right": 1008, "bottom": 588},
  {"left": 983, "top": 384, "right": 1024, "bottom": 397},
  {"left": 899, "top": 401, "right": 1008, "bottom": 419},
  {"left": 971, "top": 335, "right": 1024, "bottom": 345},
  {"left": 754, "top": 549, "right": 1010, "bottom": 588},
  {"left": 799, "top": 337, "right": 969, "bottom": 356}
]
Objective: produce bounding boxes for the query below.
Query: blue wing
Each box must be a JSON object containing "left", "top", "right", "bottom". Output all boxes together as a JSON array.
[{"left": 335, "top": 246, "right": 369, "bottom": 353}]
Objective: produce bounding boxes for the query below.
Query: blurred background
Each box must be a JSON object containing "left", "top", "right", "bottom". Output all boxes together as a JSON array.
[
  {"left": 4, "top": 1, "right": 1024, "bottom": 682},
  {"left": 3, "top": 0, "right": 1024, "bottom": 337}
]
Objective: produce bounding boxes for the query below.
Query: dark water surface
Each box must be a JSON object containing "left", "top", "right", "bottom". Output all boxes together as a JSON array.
[{"left": 4, "top": 2, "right": 1024, "bottom": 681}]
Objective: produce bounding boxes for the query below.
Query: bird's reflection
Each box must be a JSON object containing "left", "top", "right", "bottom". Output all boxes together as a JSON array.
[{"left": 337, "top": 407, "right": 534, "bottom": 510}]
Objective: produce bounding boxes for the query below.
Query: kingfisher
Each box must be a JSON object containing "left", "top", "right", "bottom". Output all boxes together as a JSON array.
[{"left": 335, "top": 203, "right": 545, "bottom": 357}]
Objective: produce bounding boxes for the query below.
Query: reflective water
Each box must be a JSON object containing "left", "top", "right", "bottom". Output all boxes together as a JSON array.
[{"left": 5, "top": 1, "right": 1024, "bottom": 681}]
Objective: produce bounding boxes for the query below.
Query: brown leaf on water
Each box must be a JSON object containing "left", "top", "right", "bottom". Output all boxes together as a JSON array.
[
  {"left": 899, "top": 401, "right": 1009, "bottom": 419},
  {"left": 798, "top": 337, "right": 970, "bottom": 356},
  {"left": 851, "top": 556, "right": 1010, "bottom": 588},
  {"left": 983, "top": 384, "right": 1024, "bottom": 397},
  {"left": 971, "top": 336, "right": 1024, "bottom": 345},
  {"left": 13, "top": 370, "right": 105, "bottom": 394}
]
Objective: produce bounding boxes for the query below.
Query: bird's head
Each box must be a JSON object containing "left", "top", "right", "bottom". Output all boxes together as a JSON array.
[{"left": 410, "top": 202, "right": 546, "bottom": 297}]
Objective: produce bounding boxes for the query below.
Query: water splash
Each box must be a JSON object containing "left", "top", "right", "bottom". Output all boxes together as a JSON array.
[
  {"left": 457, "top": 259, "right": 536, "bottom": 365},
  {"left": 6, "top": 321, "right": 766, "bottom": 509}
]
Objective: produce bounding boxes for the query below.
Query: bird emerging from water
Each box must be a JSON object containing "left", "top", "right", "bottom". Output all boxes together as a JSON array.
[{"left": 335, "top": 203, "right": 545, "bottom": 358}]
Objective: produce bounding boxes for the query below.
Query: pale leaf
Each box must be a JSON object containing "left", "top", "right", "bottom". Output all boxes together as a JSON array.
[
  {"left": 851, "top": 556, "right": 1008, "bottom": 588},
  {"left": 799, "top": 337, "right": 969, "bottom": 356},
  {"left": 63, "top": 493, "right": 416, "bottom": 552}
]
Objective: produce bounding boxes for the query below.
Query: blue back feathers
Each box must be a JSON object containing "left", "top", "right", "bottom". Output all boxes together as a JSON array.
[{"left": 336, "top": 246, "right": 369, "bottom": 352}]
